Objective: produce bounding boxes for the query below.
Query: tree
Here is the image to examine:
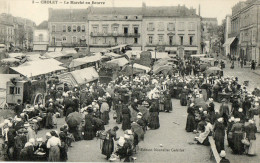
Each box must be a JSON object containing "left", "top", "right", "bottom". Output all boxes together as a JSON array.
[{"left": 17, "top": 25, "right": 26, "bottom": 47}]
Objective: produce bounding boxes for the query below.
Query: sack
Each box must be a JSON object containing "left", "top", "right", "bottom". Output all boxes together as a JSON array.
[{"left": 241, "top": 138, "right": 250, "bottom": 146}]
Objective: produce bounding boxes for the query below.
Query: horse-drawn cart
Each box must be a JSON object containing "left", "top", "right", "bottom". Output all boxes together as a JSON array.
[{"left": 4, "top": 78, "right": 46, "bottom": 109}]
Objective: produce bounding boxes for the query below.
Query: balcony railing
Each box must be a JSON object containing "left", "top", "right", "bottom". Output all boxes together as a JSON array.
[{"left": 90, "top": 32, "right": 140, "bottom": 37}]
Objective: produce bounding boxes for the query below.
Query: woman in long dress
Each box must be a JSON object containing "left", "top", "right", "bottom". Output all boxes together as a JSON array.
[
  {"left": 245, "top": 119, "right": 257, "bottom": 155},
  {"left": 214, "top": 118, "right": 225, "bottom": 153},
  {"left": 47, "top": 131, "right": 61, "bottom": 161},
  {"left": 101, "top": 126, "right": 119, "bottom": 160},
  {"left": 164, "top": 91, "right": 172, "bottom": 112},
  {"left": 185, "top": 103, "right": 196, "bottom": 132},
  {"left": 100, "top": 99, "right": 110, "bottom": 125},
  {"left": 45, "top": 104, "right": 54, "bottom": 129},
  {"left": 148, "top": 101, "right": 160, "bottom": 130},
  {"left": 230, "top": 118, "right": 244, "bottom": 154},
  {"left": 116, "top": 101, "right": 123, "bottom": 124},
  {"left": 122, "top": 105, "right": 131, "bottom": 131},
  {"left": 84, "top": 108, "right": 95, "bottom": 140}
]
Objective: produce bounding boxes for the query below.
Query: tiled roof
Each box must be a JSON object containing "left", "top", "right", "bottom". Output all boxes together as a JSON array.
[
  {"left": 143, "top": 6, "right": 199, "bottom": 17},
  {"left": 89, "top": 7, "right": 142, "bottom": 15},
  {"left": 36, "top": 21, "right": 48, "bottom": 29},
  {"left": 49, "top": 9, "right": 88, "bottom": 22}
]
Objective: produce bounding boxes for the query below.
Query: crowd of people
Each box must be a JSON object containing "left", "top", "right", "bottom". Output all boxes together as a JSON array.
[
  {"left": 0, "top": 54, "right": 259, "bottom": 162},
  {"left": 181, "top": 73, "right": 259, "bottom": 160}
]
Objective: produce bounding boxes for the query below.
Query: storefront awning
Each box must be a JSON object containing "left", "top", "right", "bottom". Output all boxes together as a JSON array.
[{"left": 223, "top": 37, "right": 236, "bottom": 47}]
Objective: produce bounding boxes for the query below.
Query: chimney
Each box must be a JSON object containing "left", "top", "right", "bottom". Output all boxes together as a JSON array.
[{"left": 142, "top": 1, "right": 146, "bottom": 13}]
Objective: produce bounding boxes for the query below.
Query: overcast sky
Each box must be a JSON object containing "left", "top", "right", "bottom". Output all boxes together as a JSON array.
[{"left": 0, "top": 0, "right": 244, "bottom": 25}]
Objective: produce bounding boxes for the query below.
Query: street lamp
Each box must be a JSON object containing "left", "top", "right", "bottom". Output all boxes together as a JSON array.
[{"left": 130, "top": 56, "right": 135, "bottom": 81}]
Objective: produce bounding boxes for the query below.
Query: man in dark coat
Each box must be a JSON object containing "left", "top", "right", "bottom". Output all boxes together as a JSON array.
[
  {"left": 14, "top": 99, "right": 23, "bottom": 116},
  {"left": 219, "top": 99, "right": 230, "bottom": 127}
]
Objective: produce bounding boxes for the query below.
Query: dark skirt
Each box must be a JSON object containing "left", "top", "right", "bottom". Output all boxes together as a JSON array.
[
  {"left": 164, "top": 99, "right": 172, "bottom": 111},
  {"left": 45, "top": 113, "right": 53, "bottom": 129},
  {"left": 149, "top": 112, "right": 160, "bottom": 129},
  {"left": 101, "top": 111, "right": 109, "bottom": 125},
  {"left": 122, "top": 114, "right": 131, "bottom": 131},
  {"left": 48, "top": 146, "right": 60, "bottom": 162},
  {"left": 116, "top": 110, "right": 122, "bottom": 124},
  {"left": 214, "top": 131, "right": 225, "bottom": 153},
  {"left": 185, "top": 114, "right": 196, "bottom": 132},
  {"left": 84, "top": 128, "right": 95, "bottom": 140},
  {"left": 101, "top": 139, "right": 114, "bottom": 158},
  {"left": 232, "top": 132, "right": 244, "bottom": 154}
]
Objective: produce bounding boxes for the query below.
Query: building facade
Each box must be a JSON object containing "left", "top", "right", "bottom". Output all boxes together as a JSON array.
[
  {"left": 48, "top": 8, "right": 88, "bottom": 47},
  {"left": 48, "top": 5, "right": 202, "bottom": 54},
  {"left": 223, "top": 15, "right": 232, "bottom": 56},
  {"left": 142, "top": 6, "right": 201, "bottom": 55},
  {"left": 0, "top": 13, "right": 15, "bottom": 49},
  {"left": 239, "top": 0, "right": 260, "bottom": 64},
  {"left": 201, "top": 17, "right": 218, "bottom": 54},
  {"left": 87, "top": 7, "right": 143, "bottom": 52},
  {"left": 0, "top": 13, "right": 36, "bottom": 49}
]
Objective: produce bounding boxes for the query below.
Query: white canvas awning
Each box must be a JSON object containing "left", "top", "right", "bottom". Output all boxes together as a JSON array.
[
  {"left": 106, "top": 57, "right": 129, "bottom": 67},
  {"left": 223, "top": 37, "right": 236, "bottom": 47},
  {"left": 8, "top": 53, "right": 25, "bottom": 58},
  {"left": 59, "top": 67, "right": 99, "bottom": 87},
  {"left": 11, "top": 59, "right": 66, "bottom": 77},
  {"left": 69, "top": 54, "right": 102, "bottom": 68},
  {"left": 133, "top": 63, "right": 151, "bottom": 72},
  {"left": 150, "top": 52, "right": 170, "bottom": 59}
]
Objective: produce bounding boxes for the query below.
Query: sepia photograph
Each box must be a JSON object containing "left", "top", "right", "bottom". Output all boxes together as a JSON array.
[{"left": 0, "top": 0, "right": 260, "bottom": 162}]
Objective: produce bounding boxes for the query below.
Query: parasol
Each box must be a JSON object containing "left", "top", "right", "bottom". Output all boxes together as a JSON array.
[
  {"left": 65, "top": 112, "right": 83, "bottom": 128},
  {"left": 131, "top": 122, "right": 144, "bottom": 141}
]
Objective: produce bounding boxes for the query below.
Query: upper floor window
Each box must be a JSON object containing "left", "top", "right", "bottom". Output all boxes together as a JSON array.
[
  {"left": 149, "top": 35, "right": 153, "bottom": 44},
  {"left": 77, "top": 26, "right": 81, "bottom": 32},
  {"left": 67, "top": 26, "right": 71, "bottom": 32},
  {"left": 82, "top": 25, "right": 85, "bottom": 32},
  {"left": 188, "top": 22, "right": 195, "bottom": 31},
  {"left": 147, "top": 23, "right": 154, "bottom": 31},
  {"left": 102, "top": 27, "right": 108, "bottom": 34},
  {"left": 158, "top": 22, "right": 164, "bottom": 31},
  {"left": 73, "top": 25, "right": 76, "bottom": 32},
  {"left": 178, "top": 22, "right": 185, "bottom": 31},
  {"left": 39, "top": 34, "right": 43, "bottom": 42},
  {"left": 124, "top": 16, "right": 128, "bottom": 19},
  {"left": 63, "top": 25, "right": 66, "bottom": 32},
  {"left": 168, "top": 23, "right": 175, "bottom": 31},
  {"left": 93, "top": 26, "right": 98, "bottom": 33},
  {"left": 158, "top": 35, "right": 164, "bottom": 44},
  {"left": 189, "top": 36, "right": 193, "bottom": 45}
]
